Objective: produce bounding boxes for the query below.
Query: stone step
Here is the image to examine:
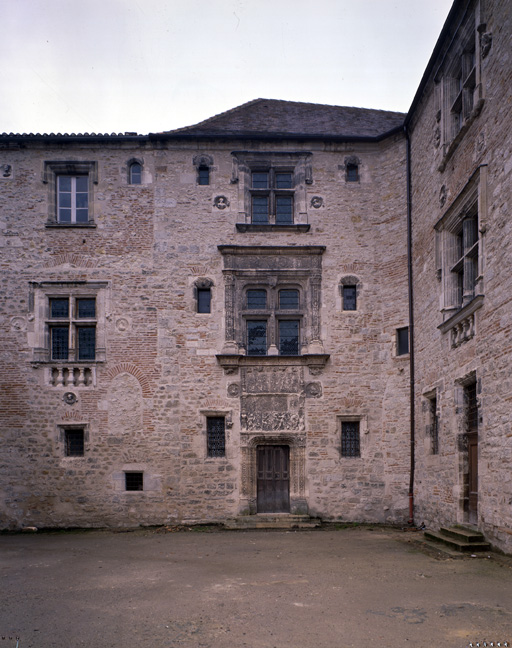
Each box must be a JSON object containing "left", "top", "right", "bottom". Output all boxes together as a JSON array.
[
  {"left": 424, "top": 529, "right": 491, "bottom": 553},
  {"left": 439, "top": 525, "right": 487, "bottom": 543},
  {"left": 224, "top": 515, "right": 321, "bottom": 530}
]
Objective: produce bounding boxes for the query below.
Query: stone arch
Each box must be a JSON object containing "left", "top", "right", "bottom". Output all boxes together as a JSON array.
[{"left": 106, "top": 363, "right": 152, "bottom": 397}]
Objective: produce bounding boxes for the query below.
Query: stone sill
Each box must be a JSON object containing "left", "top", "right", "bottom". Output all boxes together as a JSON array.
[
  {"left": 236, "top": 223, "right": 310, "bottom": 233},
  {"left": 216, "top": 353, "right": 329, "bottom": 374},
  {"left": 45, "top": 222, "right": 97, "bottom": 229},
  {"left": 438, "top": 294, "right": 484, "bottom": 334}
]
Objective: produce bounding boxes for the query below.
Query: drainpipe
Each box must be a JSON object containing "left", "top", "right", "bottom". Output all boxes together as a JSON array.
[{"left": 404, "top": 124, "right": 415, "bottom": 526}]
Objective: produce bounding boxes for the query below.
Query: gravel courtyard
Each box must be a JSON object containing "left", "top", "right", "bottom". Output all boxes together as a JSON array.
[{"left": 1, "top": 525, "right": 511, "bottom": 648}]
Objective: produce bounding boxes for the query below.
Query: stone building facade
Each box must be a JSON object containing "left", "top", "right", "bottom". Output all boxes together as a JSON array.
[{"left": 0, "top": 0, "right": 511, "bottom": 553}]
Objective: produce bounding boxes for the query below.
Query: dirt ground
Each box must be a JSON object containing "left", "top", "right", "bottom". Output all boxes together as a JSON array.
[{"left": 1, "top": 525, "right": 511, "bottom": 648}]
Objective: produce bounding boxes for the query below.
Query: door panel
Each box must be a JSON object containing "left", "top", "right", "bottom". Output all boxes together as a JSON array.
[{"left": 257, "top": 445, "right": 290, "bottom": 513}]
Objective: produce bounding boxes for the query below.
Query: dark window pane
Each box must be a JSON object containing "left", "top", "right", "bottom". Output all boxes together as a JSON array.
[
  {"left": 247, "top": 289, "right": 267, "bottom": 309},
  {"left": 252, "top": 196, "right": 269, "bottom": 223},
  {"left": 76, "top": 192, "right": 88, "bottom": 209},
  {"left": 125, "top": 472, "right": 144, "bottom": 491},
  {"left": 65, "top": 429, "right": 84, "bottom": 456},
  {"left": 275, "top": 196, "right": 293, "bottom": 224},
  {"left": 342, "top": 421, "right": 360, "bottom": 457},
  {"left": 207, "top": 417, "right": 225, "bottom": 458},
  {"left": 51, "top": 326, "right": 69, "bottom": 360},
  {"left": 76, "top": 209, "right": 89, "bottom": 223},
  {"left": 130, "top": 163, "right": 142, "bottom": 184},
  {"left": 279, "top": 320, "right": 299, "bottom": 356},
  {"left": 275, "top": 172, "right": 292, "bottom": 189},
  {"left": 59, "top": 192, "right": 71, "bottom": 208},
  {"left": 346, "top": 164, "right": 359, "bottom": 182},
  {"left": 279, "top": 289, "right": 299, "bottom": 309},
  {"left": 247, "top": 321, "right": 267, "bottom": 356},
  {"left": 77, "top": 298, "right": 96, "bottom": 318},
  {"left": 343, "top": 285, "right": 357, "bottom": 311},
  {"left": 397, "top": 327, "right": 409, "bottom": 355},
  {"left": 197, "top": 288, "right": 211, "bottom": 313},
  {"left": 466, "top": 382, "right": 478, "bottom": 433},
  {"left": 75, "top": 176, "right": 88, "bottom": 192},
  {"left": 50, "top": 298, "right": 69, "bottom": 318},
  {"left": 198, "top": 166, "right": 209, "bottom": 185},
  {"left": 252, "top": 172, "right": 269, "bottom": 189},
  {"left": 58, "top": 208, "right": 72, "bottom": 223},
  {"left": 58, "top": 176, "right": 72, "bottom": 192},
  {"left": 77, "top": 327, "right": 96, "bottom": 360}
]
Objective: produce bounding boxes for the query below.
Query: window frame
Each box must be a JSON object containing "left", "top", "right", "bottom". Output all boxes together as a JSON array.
[
  {"left": 396, "top": 326, "right": 410, "bottom": 356},
  {"left": 125, "top": 472, "right": 144, "bottom": 491},
  {"left": 31, "top": 281, "right": 108, "bottom": 364},
  {"left": 337, "top": 416, "right": 365, "bottom": 458},
  {"left": 250, "top": 168, "right": 294, "bottom": 225},
  {"left": 48, "top": 295, "right": 97, "bottom": 362},
  {"left": 43, "top": 161, "right": 97, "bottom": 227},
  {"left": 206, "top": 416, "right": 226, "bottom": 458},
  {"left": 128, "top": 160, "right": 143, "bottom": 185},
  {"left": 242, "top": 284, "right": 304, "bottom": 356}
]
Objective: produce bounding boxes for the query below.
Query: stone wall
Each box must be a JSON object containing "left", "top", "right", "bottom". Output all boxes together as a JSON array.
[
  {"left": 0, "top": 134, "right": 411, "bottom": 528},
  {"left": 409, "top": 0, "right": 512, "bottom": 552}
]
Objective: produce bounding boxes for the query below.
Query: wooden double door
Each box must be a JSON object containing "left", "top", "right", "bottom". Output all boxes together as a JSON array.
[{"left": 257, "top": 445, "right": 290, "bottom": 513}]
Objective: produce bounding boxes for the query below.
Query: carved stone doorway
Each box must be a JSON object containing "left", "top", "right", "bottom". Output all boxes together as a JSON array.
[{"left": 257, "top": 445, "right": 290, "bottom": 513}]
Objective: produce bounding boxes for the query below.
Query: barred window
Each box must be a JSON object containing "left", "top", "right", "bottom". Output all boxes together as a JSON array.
[
  {"left": 207, "top": 417, "right": 226, "bottom": 458},
  {"left": 197, "top": 288, "right": 211, "bottom": 313},
  {"left": 341, "top": 421, "right": 360, "bottom": 457},
  {"left": 125, "top": 472, "right": 144, "bottom": 491},
  {"left": 65, "top": 429, "right": 85, "bottom": 457},
  {"left": 342, "top": 285, "right": 357, "bottom": 311}
]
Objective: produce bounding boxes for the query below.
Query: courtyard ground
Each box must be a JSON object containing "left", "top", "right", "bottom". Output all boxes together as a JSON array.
[{"left": 0, "top": 525, "right": 511, "bottom": 648}]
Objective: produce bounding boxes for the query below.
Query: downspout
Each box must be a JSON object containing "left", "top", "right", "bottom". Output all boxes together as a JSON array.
[{"left": 405, "top": 123, "right": 416, "bottom": 526}]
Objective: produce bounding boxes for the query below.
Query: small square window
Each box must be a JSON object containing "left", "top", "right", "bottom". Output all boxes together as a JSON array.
[
  {"left": 125, "top": 472, "right": 144, "bottom": 491},
  {"left": 77, "top": 298, "right": 96, "bottom": 318},
  {"left": 396, "top": 327, "right": 409, "bottom": 356},
  {"left": 197, "top": 288, "right": 211, "bottom": 313},
  {"left": 342, "top": 285, "right": 357, "bottom": 311},
  {"left": 207, "top": 417, "right": 225, "bottom": 458},
  {"left": 50, "top": 298, "right": 69, "bottom": 319},
  {"left": 65, "top": 429, "right": 84, "bottom": 456},
  {"left": 341, "top": 421, "right": 360, "bottom": 457}
]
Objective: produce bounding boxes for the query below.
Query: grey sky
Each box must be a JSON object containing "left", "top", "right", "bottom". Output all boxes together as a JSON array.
[{"left": 2, "top": 0, "right": 454, "bottom": 135}]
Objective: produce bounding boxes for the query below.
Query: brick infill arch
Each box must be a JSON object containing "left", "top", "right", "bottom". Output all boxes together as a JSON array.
[{"left": 105, "top": 363, "right": 152, "bottom": 398}]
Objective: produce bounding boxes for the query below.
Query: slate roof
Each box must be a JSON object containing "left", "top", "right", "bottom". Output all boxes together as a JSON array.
[{"left": 162, "top": 98, "right": 405, "bottom": 140}]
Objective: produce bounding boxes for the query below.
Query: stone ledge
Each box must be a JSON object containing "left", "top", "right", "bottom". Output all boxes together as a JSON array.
[
  {"left": 236, "top": 223, "right": 310, "bottom": 233},
  {"left": 216, "top": 353, "right": 330, "bottom": 375}
]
